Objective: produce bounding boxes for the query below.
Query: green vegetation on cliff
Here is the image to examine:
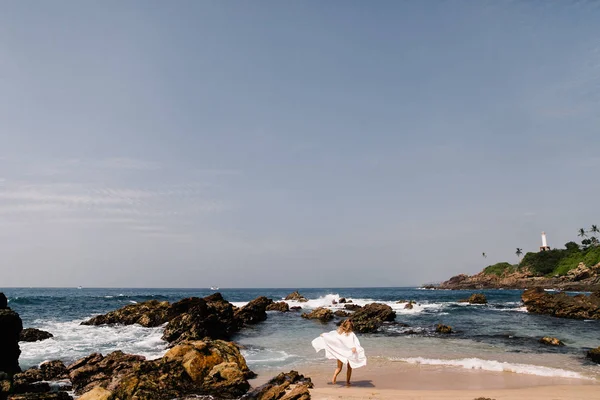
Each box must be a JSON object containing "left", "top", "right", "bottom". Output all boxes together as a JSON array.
[{"left": 483, "top": 262, "right": 516, "bottom": 276}]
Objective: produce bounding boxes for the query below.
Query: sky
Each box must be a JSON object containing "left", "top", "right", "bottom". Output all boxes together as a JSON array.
[{"left": 1, "top": 1, "right": 599, "bottom": 288}]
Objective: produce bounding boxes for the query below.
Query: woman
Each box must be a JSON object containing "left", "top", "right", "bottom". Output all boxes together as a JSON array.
[{"left": 311, "top": 319, "right": 366, "bottom": 385}]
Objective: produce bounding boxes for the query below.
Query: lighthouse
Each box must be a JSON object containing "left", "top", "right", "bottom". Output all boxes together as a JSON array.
[{"left": 540, "top": 232, "right": 550, "bottom": 251}]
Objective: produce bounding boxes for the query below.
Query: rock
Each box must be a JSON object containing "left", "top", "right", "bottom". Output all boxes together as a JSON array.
[
  {"left": 566, "top": 263, "right": 592, "bottom": 281},
  {"left": 68, "top": 351, "right": 146, "bottom": 394},
  {"left": 349, "top": 303, "right": 396, "bottom": 333},
  {"left": 301, "top": 307, "right": 333, "bottom": 322},
  {"left": 162, "top": 295, "right": 239, "bottom": 344},
  {"left": 234, "top": 297, "right": 273, "bottom": 325},
  {"left": 333, "top": 310, "right": 350, "bottom": 318},
  {"left": 338, "top": 298, "right": 347, "bottom": 304},
  {"left": 81, "top": 300, "right": 171, "bottom": 327},
  {"left": 460, "top": 293, "right": 488, "bottom": 304},
  {"left": 344, "top": 304, "right": 362, "bottom": 311},
  {"left": 19, "top": 329, "right": 53, "bottom": 343},
  {"left": 7, "top": 393, "right": 72, "bottom": 400},
  {"left": 521, "top": 288, "right": 600, "bottom": 320},
  {"left": 539, "top": 337, "right": 565, "bottom": 346},
  {"left": 77, "top": 387, "right": 112, "bottom": 400},
  {"left": 12, "top": 369, "right": 50, "bottom": 394},
  {"left": 586, "top": 347, "right": 600, "bottom": 363},
  {"left": 331, "top": 300, "right": 337, "bottom": 305},
  {"left": 241, "top": 370, "right": 312, "bottom": 400},
  {"left": 346, "top": 300, "right": 353, "bottom": 303},
  {"left": 266, "top": 302, "right": 290, "bottom": 312},
  {"left": 436, "top": 324, "right": 452, "bottom": 334},
  {"left": 0, "top": 303, "right": 23, "bottom": 376},
  {"left": 0, "top": 294, "right": 7, "bottom": 309},
  {"left": 404, "top": 301, "right": 415, "bottom": 310},
  {"left": 284, "top": 291, "right": 308, "bottom": 303},
  {"left": 1, "top": 379, "right": 11, "bottom": 399},
  {"left": 39, "top": 361, "right": 68, "bottom": 381},
  {"left": 290, "top": 306, "right": 302, "bottom": 311}
]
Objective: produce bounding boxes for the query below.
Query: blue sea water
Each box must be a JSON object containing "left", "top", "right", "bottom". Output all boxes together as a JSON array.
[{"left": 2, "top": 287, "right": 600, "bottom": 381}]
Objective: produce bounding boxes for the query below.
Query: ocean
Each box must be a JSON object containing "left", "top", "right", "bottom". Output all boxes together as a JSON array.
[{"left": 3, "top": 287, "right": 600, "bottom": 382}]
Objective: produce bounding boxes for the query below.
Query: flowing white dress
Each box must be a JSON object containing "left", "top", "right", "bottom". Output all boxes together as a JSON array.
[{"left": 312, "top": 330, "right": 367, "bottom": 369}]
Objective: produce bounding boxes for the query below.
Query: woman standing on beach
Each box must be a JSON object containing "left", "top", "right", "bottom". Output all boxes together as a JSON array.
[{"left": 311, "top": 319, "right": 366, "bottom": 385}]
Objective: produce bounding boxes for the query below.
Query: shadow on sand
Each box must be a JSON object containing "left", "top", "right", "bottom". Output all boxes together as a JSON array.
[{"left": 327, "top": 380, "right": 375, "bottom": 388}]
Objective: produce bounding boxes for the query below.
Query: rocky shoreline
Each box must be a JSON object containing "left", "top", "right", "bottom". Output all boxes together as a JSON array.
[{"left": 429, "top": 262, "right": 600, "bottom": 292}]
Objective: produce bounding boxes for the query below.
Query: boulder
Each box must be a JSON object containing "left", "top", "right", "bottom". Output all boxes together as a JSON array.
[
  {"left": 11, "top": 369, "right": 50, "bottom": 394},
  {"left": 333, "top": 310, "right": 350, "bottom": 318},
  {"left": 521, "top": 288, "right": 600, "bottom": 320},
  {"left": 404, "top": 301, "right": 415, "bottom": 310},
  {"left": 81, "top": 300, "right": 171, "bottom": 327},
  {"left": 460, "top": 293, "right": 488, "bottom": 304},
  {"left": 19, "top": 329, "right": 53, "bottom": 343},
  {"left": 289, "top": 306, "right": 302, "bottom": 311},
  {"left": 539, "top": 337, "right": 564, "bottom": 346},
  {"left": 7, "top": 393, "right": 72, "bottom": 400},
  {"left": 301, "top": 308, "right": 333, "bottom": 322},
  {"left": 344, "top": 304, "right": 362, "bottom": 311},
  {"left": 241, "top": 370, "right": 312, "bottom": 400},
  {"left": 266, "top": 302, "right": 289, "bottom": 312},
  {"left": 0, "top": 301, "right": 23, "bottom": 376},
  {"left": 284, "top": 292, "right": 308, "bottom": 303},
  {"left": 0, "top": 294, "right": 7, "bottom": 309},
  {"left": 436, "top": 324, "right": 452, "bottom": 334},
  {"left": 349, "top": 303, "right": 396, "bottom": 333},
  {"left": 38, "top": 361, "right": 68, "bottom": 381},
  {"left": 234, "top": 297, "right": 273, "bottom": 325},
  {"left": 586, "top": 347, "right": 600, "bottom": 363},
  {"left": 77, "top": 387, "right": 112, "bottom": 400},
  {"left": 338, "top": 298, "right": 347, "bottom": 304}
]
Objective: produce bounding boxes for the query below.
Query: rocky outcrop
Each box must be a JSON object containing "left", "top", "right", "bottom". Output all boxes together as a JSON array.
[
  {"left": 77, "top": 387, "right": 111, "bottom": 400},
  {"left": 344, "top": 304, "right": 362, "bottom": 311},
  {"left": 290, "top": 306, "right": 302, "bottom": 311},
  {"left": 241, "top": 370, "right": 312, "bottom": 400},
  {"left": 81, "top": 300, "right": 171, "bottom": 327},
  {"left": 68, "top": 340, "right": 253, "bottom": 399},
  {"left": 349, "top": 303, "right": 396, "bottom": 333},
  {"left": 436, "top": 263, "right": 600, "bottom": 291},
  {"left": 19, "top": 329, "right": 53, "bottom": 343},
  {"left": 7, "top": 393, "right": 72, "bottom": 400},
  {"left": 539, "top": 337, "right": 564, "bottom": 346},
  {"left": 284, "top": 292, "right": 308, "bottom": 303},
  {"left": 521, "top": 288, "right": 600, "bottom": 320},
  {"left": 333, "top": 310, "right": 349, "bottom": 318},
  {"left": 435, "top": 324, "right": 452, "bottom": 334},
  {"left": 460, "top": 293, "right": 487, "bottom": 304},
  {"left": 587, "top": 347, "right": 600, "bottom": 363},
  {"left": 0, "top": 293, "right": 23, "bottom": 376},
  {"left": 234, "top": 297, "right": 273, "bottom": 325},
  {"left": 267, "top": 302, "right": 289, "bottom": 312},
  {"left": 301, "top": 308, "right": 333, "bottom": 323},
  {"left": 338, "top": 298, "right": 347, "bottom": 304}
]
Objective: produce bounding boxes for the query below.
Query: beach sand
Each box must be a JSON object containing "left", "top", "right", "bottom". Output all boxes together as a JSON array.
[{"left": 251, "top": 360, "right": 600, "bottom": 400}]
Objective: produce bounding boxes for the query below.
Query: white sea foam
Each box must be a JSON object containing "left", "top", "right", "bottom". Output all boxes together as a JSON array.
[
  {"left": 395, "top": 357, "right": 591, "bottom": 379},
  {"left": 19, "top": 319, "right": 168, "bottom": 368},
  {"left": 242, "top": 349, "right": 296, "bottom": 364}
]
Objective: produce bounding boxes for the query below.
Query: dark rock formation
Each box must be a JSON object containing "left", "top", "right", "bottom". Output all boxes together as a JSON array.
[
  {"left": 284, "top": 292, "right": 308, "bottom": 303},
  {"left": 19, "top": 329, "right": 53, "bottom": 343},
  {"left": 81, "top": 300, "right": 171, "bottom": 327},
  {"left": 349, "top": 303, "right": 396, "bottom": 333},
  {"left": 0, "top": 294, "right": 23, "bottom": 376},
  {"left": 333, "top": 310, "right": 350, "bottom": 318},
  {"left": 0, "top": 294, "right": 7, "bottom": 309},
  {"left": 234, "top": 297, "right": 273, "bottom": 325},
  {"left": 267, "top": 302, "right": 289, "bottom": 312},
  {"left": 38, "top": 361, "right": 68, "bottom": 381},
  {"left": 338, "top": 298, "right": 347, "bottom": 304},
  {"left": 241, "top": 370, "right": 312, "bottom": 400},
  {"left": 301, "top": 308, "right": 333, "bottom": 322},
  {"left": 344, "top": 304, "right": 362, "bottom": 311},
  {"left": 539, "top": 337, "right": 564, "bottom": 346},
  {"left": 11, "top": 369, "right": 50, "bottom": 394},
  {"left": 404, "top": 301, "right": 415, "bottom": 310},
  {"left": 8, "top": 393, "right": 72, "bottom": 400},
  {"left": 68, "top": 340, "right": 253, "bottom": 399},
  {"left": 521, "top": 288, "right": 600, "bottom": 320},
  {"left": 587, "top": 347, "right": 600, "bottom": 363},
  {"left": 436, "top": 324, "right": 452, "bottom": 334},
  {"left": 459, "top": 293, "right": 488, "bottom": 304},
  {"left": 289, "top": 306, "right": 302, "bottom": 311}
]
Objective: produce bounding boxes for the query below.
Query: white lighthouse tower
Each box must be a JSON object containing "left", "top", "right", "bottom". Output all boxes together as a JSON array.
[{"left": 540, "top": 231, "right": 550, "bottom": 251}]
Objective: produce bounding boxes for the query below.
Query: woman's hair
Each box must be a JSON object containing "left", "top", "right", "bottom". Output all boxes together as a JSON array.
[{"left": 337, "top": 319, "right": 354, "bottom": 335}]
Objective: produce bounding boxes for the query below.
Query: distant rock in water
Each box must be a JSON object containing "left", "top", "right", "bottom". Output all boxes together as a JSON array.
[
  {"left": 459, "top": 293, "right": 487, "bottom": 304},
  {"left": 0, "top": 292, "right": 23, "bottom": 376},
  {"left": 81, "top": 300, "right": 171, "bottom": 327},
  {"left": 266, "top": 302, "right": 289, "bottom": 312},
  {"left": 349, "top": 303, "right": 395, "bottom": 333},
  {"left": 539, "top": 336, "right": 565, "bottom": 346},
  {"left": 19, "top": 328, "right": 53, "bottom": 343},
  {"left": 284, "top": 291, "right": 308, "bottom": 303},
  {"left": 521, "top": 288, "right": 600, "bottom": 320},
  {"left": 234, "top": 297, "right": 273, "bottom": 325},
  {"left": 301, "top": 307, "right": 333, "bottom": 322},
  {"left": 435, "top": 324, "right": 453, "bottom": 334},
  {"left": 344, "top": 304, "right": 362, "bottom": 311}
]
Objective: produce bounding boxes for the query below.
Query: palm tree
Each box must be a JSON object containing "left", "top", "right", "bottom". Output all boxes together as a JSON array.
[
  {"left": 482, "top": 252, "right": 487, "bottom": 259},
  {"left": 578, "top": 228, "right": 587, "bottom": 239},
  {"left": 516, "top": 248, "right": 523, "bottom": 262}
]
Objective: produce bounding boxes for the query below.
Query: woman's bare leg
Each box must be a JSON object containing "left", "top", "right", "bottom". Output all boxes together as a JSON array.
[
  {"left": 332, "top": 360, "right": 343, "bottom": 384},
  {"left": 346, "top": 363, "right": 352, "bottom": 385}
]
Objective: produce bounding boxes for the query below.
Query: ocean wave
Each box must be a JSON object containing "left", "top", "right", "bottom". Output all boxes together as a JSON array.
[
  {"left": 241, "top": 348, "right": 296, "bottom": 364},
  {"left": 393, "top": 357, "right": 592, "bottom": 379},
  {"left": 19, "top": 319, "right": 168, "bottom": 369}
]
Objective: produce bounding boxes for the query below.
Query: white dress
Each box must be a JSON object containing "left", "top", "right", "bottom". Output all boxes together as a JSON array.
[{"left": 312, "top": 330, "right": 367, "bottom": 369}]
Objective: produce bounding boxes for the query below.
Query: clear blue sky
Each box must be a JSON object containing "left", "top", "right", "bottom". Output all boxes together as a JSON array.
[{"left": 1, "top": 1, "right": 599, "bottom": 287}]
